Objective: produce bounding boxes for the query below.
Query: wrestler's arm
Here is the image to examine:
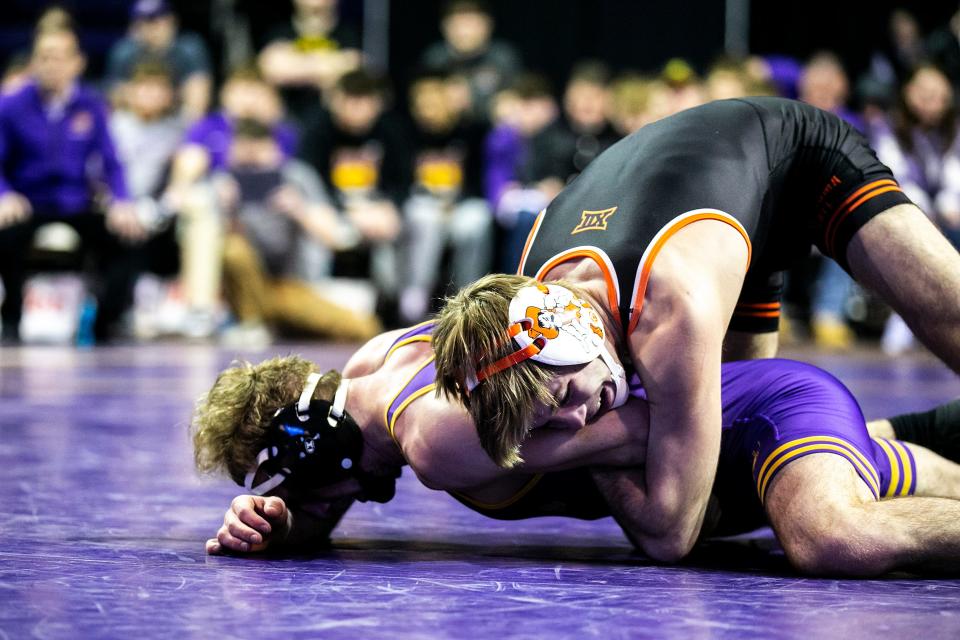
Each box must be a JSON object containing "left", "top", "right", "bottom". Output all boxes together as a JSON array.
[
  {"left": 519, "top": 397, "right": 650, "bottom": 470},
  {"left": 615, "top": 227, "right": 746, "bottom": 561},
  {"left": 342, "top": 328, "right": 409, "bottom": 377},
  {"left": 205, "top": 493, "right": 352, "bottom": 554},
  {"left": 723, "top": 330, "right": 779, "bottom": 360},
  {"left": 405, "top": 389, "right": 651, "bottom": 490}
]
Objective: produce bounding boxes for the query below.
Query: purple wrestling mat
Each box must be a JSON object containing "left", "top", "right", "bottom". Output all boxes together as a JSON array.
[{"left": 0, "top": 342, "right": 958, "bottom": 639}]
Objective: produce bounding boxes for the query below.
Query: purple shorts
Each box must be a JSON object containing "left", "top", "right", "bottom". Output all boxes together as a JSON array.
[{"left": 719, "top": 359, "right": 915, "bottom": 502}]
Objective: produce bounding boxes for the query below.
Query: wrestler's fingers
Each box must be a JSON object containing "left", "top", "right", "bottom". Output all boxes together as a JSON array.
[
  {"left": 226, "top": 518, "right": 263, "bottom": 545},
  {"left": 217, "top": 527, "right": 252, "bottom": 553},
  {"left": 263, "top": 496, "right": 285, "bottom": 516},
  {"left": 234, "top": 502, "right": 273, "bottom": 534},
  {"left": 205, "top": 538, "right": 223, "bottom": 555}
]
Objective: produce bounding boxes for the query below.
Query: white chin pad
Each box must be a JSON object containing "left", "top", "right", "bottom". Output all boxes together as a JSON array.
[{"left": 508, "top": 284, "right": 606, "bottom": 366}]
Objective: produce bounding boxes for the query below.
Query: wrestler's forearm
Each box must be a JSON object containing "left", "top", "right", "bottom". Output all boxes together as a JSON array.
[
  {"left": 282, "top": 500, "right": 354, "bottom": 548},
  {"left": 519, "top": 399, "right": 650, "bottom": 472},
  {"left": 629, "top": 302, "right": 725, "bottom": 560},
  {"left": 592, "top": 468, "right": 721, "bottom": 550}
]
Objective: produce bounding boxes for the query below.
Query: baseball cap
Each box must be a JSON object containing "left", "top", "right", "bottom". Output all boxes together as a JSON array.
[{"left": 131, "top": 0, "right": 172, "bottom": 21}]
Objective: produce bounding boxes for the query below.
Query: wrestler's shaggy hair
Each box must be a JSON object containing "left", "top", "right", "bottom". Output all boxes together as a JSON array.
[
  {"left": 434, "top": 273, "right": 577, "bottom": 469},
  {"left": 191, "top": 355, "right": 341, "bottom": 485}
]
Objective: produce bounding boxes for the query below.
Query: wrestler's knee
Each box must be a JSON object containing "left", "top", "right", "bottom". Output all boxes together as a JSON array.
[
  {"left": 776, "top": 506, "right": 889, "bottom": 576},
  {"left": 765, "top": 455, "right": 885, "bottom": 576}
]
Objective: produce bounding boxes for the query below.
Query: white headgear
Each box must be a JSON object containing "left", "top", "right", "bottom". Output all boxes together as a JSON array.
[{"left": 466, "top": 283, "right": 628, "bottom": 409}]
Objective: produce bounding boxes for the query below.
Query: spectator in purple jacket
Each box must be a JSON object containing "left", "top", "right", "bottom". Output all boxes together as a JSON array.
[
  {"left": 172, "top": 66, "right": 297, "bottom": 183},
  {"left": 0, "top": 25, "right": 145, "bottom": 343}
]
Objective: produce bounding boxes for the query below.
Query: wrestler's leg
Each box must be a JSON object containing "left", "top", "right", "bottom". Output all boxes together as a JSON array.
[
  {"left": 867, "top": 399, "right": 960, "bottom": 464},
  {"left": 724, "top": 271, "right": 783, "bottom": 361},
  {"left": 897, "top": 441, "right": 960, "bottom": 499},
  {"left": 866, "top": 419, "right": 895, "bottom": 439},
  {"left": 765, "top": 453, "right": 960, "bottom": 576},
  {"left": 723, "top": 330, "right": 778, "bottom": 360},
  {"left": 846, "top": 203, "right": 960, "bottom": 373}
]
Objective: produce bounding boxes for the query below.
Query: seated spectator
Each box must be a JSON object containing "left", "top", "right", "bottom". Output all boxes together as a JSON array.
[
  {"left": 561, "top": 61, "right": 618, "bottom": 174},
  {"left": 607, "top": 73, "right": 671, "bottom": 136},
  {"left": 111, "top": 60, "right": 185, "bottom": 205},
  {"left": 659, "top": 58, "right": 706, "bottom": 115},
  {"left": 105, "top": 0, "right": 212, "bottom": 121},
  {"left": 421, "top": 0, "right": 522, "bottom": 122},
  {"left": 109, "top": 60, "right": 186, "bottom": 292},
  {"left": 799, "top": 51, "right": 863, "bottom": 129},
  {"left": 298, "top": 69, "right": 409, "bottom": 323},
  {"left": 704, "top": 57, "right": 775, "bottom": 102},
  {"left": 0, "top": 24, "right": 146, "bottom": 343},
  {"left": 257, "top": 0, "right": 361, "bottom": 128},
  {"left": 927, "top": 7, "right": 960, "bottom": 91},
  {"left": 868, "top": 64, "right": 960, "bottom": 355},
  {"left": 485, "top": 73, "right": 574, "bottom": 272},
  {"left": 399, "top": 70, "right": 492, "bottom": 324},
  {"left": 174, "top": 66, "right": 298, "bottom": 182},
  {"left": 216, "top": 119, "right": 381, "bottom": 345},
  {"left": 864, "top": 9, "right": 925, "bottom": 98},
  {"left": 797, "top": 52, "right": 864, "bottom": 349},
  {"left": 164, "top": 66, "right": 299, "bottom": 334}
]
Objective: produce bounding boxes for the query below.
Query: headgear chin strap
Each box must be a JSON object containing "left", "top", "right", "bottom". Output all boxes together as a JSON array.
[
  {"left": 243, "top": 375, "right": 398, "bottom": 503},
  {"left": 466, "top": 283, "right": 628, "bottom": 409}
]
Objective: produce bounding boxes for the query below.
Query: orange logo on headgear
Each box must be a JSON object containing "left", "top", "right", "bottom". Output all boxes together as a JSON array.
[{"left": 571, "top": 206, "right": 617, "bottom": 235}]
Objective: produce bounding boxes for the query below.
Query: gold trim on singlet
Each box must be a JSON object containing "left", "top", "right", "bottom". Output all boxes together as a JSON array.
[
  {"left": 453, "top": 473, "right": 545, "bottom": 511},
  {"left": 382, "top": 355, "right": 435, "bottom": 447},
  {"left": 627, "top": 208, "right": 752, "bottom": 335},
  {"left": 388, "top": 383, "right": 437, "bottom": 442}
]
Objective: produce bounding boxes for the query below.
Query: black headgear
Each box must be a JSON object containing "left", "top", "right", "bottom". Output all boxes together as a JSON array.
[{"left": 244, "top": 374, "right": 398, "bottom": 503}]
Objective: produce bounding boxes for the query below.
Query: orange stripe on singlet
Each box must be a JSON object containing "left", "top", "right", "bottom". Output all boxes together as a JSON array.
[
  {"left": 626, "top": 211, "right": 752, "bottom": 335},
  {"left": 534, "top": 248, "right": 622, "bottom": 328},
  {"left": 734, "top": 301, "right": 781, "bottom": 318},
  {"left": 516, "top": 209, "right": 546, "bottom": 275},
  {"left": 824, "top": 180, "right": 902, "bottom": 256}
]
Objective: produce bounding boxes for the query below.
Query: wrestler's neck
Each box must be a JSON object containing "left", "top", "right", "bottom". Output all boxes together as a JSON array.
[
  {"left": 542, "top": 258, "right": 625, "bottom": 354},
  {"left": 343, "top": 376, "right": 407, "bottom": 474}
]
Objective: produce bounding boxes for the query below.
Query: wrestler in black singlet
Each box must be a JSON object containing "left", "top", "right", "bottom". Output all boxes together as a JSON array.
[{"left": 519, "top": 97, "right": 913, "bottom": 333}]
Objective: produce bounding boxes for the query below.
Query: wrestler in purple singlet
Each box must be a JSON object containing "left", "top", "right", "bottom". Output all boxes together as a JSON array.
[{"left": 384, "top": 324, "right": 917, "bottom": 532}]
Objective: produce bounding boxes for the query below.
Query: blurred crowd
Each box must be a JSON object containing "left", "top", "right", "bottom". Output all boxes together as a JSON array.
[{"left": 1, "top": 0, "right": 959, "bottom": 350}]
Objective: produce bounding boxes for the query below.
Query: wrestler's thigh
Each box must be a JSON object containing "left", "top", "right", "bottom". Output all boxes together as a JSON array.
[{"left": 846, "top": 203, "right": 960, "bottom": 309}]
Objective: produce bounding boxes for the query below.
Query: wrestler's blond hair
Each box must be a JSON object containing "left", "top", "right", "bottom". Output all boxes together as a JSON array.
[
  {"left": 434, "top": 273, "right": 576, "bottom": 469},
  {"left": 191, "top": 355, "right": 341, "bottom": 485}
]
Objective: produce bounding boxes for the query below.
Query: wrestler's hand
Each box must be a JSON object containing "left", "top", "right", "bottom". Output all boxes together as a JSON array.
[{"left": 206, "top": 494, "right": 292, "bottom": 555}]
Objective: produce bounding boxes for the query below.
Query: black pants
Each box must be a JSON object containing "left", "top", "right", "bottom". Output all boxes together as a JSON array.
[{"left": 0, "top": 213, "right": 143, "bottom": 340}]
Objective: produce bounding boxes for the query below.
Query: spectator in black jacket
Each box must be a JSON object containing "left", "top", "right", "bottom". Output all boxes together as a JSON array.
[
  {"left": 399, "top": 70, "right": 493, "bottom": 324},
  {"left": 298, "top": 69, "right": 410, "bottom": 318},
  {"left": 421, "top": 0, "right": 522, "bottom": 123}
]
